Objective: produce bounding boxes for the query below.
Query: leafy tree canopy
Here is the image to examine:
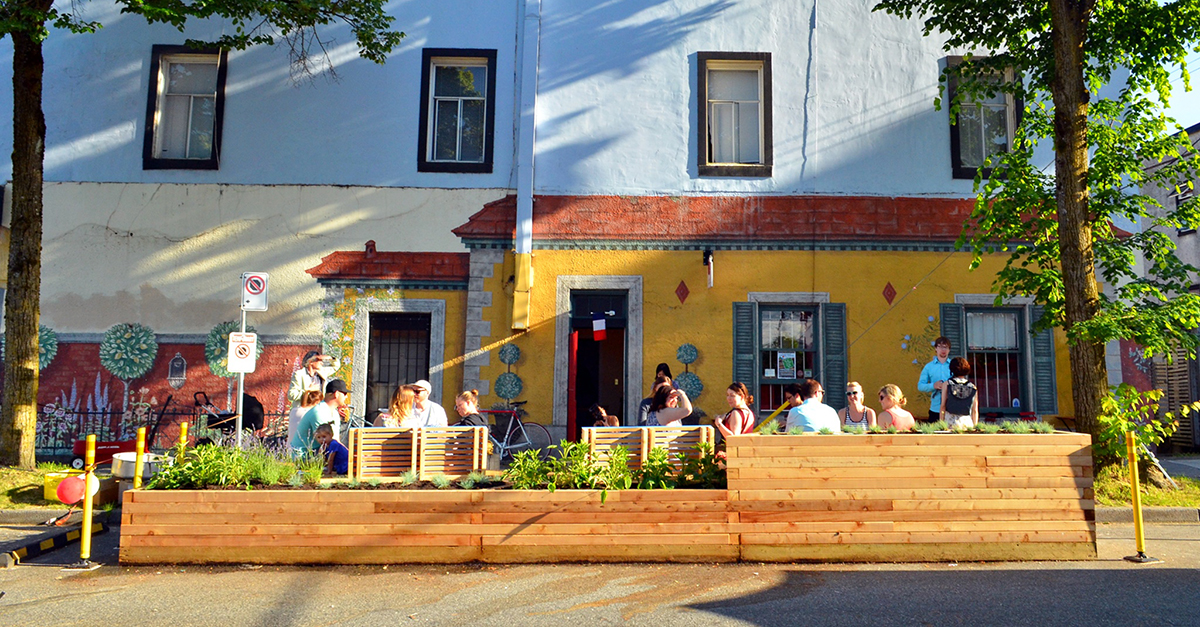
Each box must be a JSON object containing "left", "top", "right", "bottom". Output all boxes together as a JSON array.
[{"left": 875, "top": 0, "right": 1200, "bottom": 358}]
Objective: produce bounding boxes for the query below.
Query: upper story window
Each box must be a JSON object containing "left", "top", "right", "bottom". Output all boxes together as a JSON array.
[
  {"left": 698, "top": 52, "right": 772, "bottom": 178},
  {"left": 947, "top": 57, "right": 1018, "bottom": 180},
  {"left": 142, "top": 45, "right": 228, "bottom": 170},
  {"left": 1177, "top": 189, "right": 1195, "bottom": 235},
  {"left": 417, "top": 48, "right": 497, "bottom": 173}
]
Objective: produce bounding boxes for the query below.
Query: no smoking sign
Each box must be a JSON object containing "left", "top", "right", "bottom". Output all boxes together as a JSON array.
[
  {"left": 241, "top": 272, "right": 269, "bottom": 311},
  {"left": 227, "top": 332, "right": 258, "bottom": 373}
]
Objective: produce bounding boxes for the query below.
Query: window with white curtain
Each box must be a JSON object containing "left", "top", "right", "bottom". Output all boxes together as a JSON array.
[
  {"left": 965, "top": 309, "right": 1024, "bottom": 410},
  {"left": 947, "top": 57, "right": 1018, "bottom": 180},
  {"left": 698, "top": 52, "right": 772, "bottom": 177},
  {"left": 143, "top": 45, "right": 227, "bottom": 170}
]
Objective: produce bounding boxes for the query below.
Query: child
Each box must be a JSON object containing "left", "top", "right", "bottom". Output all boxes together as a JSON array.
[
  {"left": 940, "top": 357, "right": 979, "bottom": 430},
  {"left": 314, "top": 423, "right": 349, "bottom": 476}
]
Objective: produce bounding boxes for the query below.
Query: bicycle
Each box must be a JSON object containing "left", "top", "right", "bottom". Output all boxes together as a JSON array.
[{"left": 480, "top": 400, "right": 552, "bottom": 460}]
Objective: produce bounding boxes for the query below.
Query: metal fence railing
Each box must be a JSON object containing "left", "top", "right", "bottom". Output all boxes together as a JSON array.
[{"left": 35, "top": 406, "right": 291, "bottom": 458}]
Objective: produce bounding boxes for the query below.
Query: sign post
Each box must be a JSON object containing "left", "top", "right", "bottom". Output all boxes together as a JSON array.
[{"left": 236, "top": 272, "right": 269, "bottom": 448}]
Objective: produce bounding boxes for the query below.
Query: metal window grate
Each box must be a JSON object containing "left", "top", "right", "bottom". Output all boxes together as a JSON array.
[{"left": 367, "top": 313, "right": 432, "bottom": 420}]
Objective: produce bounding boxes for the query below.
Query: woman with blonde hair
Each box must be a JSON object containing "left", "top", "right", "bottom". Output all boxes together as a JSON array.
[
  {"left": 375, "top": 385, "right": 417, "bottom": 427},
  {"left": 838, "top": 381, "right": 877, "bottom": 430},
  {"left": 454, "top": 389, "right": 488, "bottom": 427},
  {"left": 877, "top": 384, "right": 916, "bottom": 431}
]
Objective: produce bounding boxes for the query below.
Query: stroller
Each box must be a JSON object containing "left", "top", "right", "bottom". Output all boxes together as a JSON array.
[{"left": 194, "top": 391, "right": 264, "bottom": 443}]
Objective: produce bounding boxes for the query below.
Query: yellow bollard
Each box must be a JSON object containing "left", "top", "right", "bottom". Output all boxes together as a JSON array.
[
  {"left": 133, "top": 426, "right": 147, "bottom": 490},
  {"left": 80, "top": 434, "right": 95, "bottom": 563},
  {"left": 1123, "top": 431, "right": 1161, "bottom": 564},
  {"left": 177, "top": 422, "right": 189, "bottom": 463}
]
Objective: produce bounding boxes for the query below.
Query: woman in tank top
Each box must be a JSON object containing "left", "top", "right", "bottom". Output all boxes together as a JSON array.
[{"left": 837, "top": 381, "right": 877, "bottom": 429}]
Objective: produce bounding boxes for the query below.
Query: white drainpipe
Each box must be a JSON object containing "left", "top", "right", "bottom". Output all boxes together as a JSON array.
[{"left": 512, "top": 0, "right": 541, "bottom": 329}]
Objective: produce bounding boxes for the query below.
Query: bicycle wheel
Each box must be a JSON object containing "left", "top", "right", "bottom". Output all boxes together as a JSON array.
[{"left": 506, "top": 421, "right": 553, "bottom": 459}]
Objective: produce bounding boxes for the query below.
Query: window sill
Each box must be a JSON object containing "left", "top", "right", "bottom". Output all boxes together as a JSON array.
[
  {"left": 417, "top": 161, "right": 493, "bottom": 174},
  {"left": 699, "top": 163, "right": 772, "bottom": 178},
  {"left": 143, "top": 157, "right": 219, "bottom": 171}
]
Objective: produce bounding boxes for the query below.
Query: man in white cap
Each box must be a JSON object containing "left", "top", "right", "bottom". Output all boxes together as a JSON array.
[
  {"left": 288, "top": 350, "right": 340, "bottom": 408},
  {"left": 411, "top": 379, "right": 448, "bottom": 427}
]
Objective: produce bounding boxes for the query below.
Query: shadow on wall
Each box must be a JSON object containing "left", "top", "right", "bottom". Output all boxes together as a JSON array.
[{"left": 538, "top": 0, "right": 735, "bottom": 93}]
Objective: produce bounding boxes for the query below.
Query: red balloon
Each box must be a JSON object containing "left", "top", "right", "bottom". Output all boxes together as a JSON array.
[{"left": 56, "top": 475, "right": 85, "bottom": 504}]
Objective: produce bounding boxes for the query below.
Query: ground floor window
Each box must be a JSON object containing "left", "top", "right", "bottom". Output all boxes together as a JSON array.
[
  {"left": 733, "top": 300, "right": 846, "bottom": 416},
  {"left": 940, "top": 302, "right": 1057, "bottom": 416},
  {"left": 365, "top": 313, "right": 431, "bottom": 422}
]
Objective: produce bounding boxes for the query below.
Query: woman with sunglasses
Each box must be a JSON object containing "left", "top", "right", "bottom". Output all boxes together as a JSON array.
[
  {"left": 837, "top": 382, "right": 876, "bottom": 429},
  {"left": 877, "top": 384, "right": 916, "bottom": 431}
]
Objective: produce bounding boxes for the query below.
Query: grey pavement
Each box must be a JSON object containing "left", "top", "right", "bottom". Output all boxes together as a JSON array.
[
  {"left": 1, "top": 521, "right": 1199, "bottom": 626},
  {"left": 1159, "top": 456, "right": 1200, "bottom": 481}
]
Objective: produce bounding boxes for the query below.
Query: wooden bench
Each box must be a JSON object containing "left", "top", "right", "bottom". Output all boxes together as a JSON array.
[
  {"left": 583, "top": 426, "right": 715, "bottom": 469},
  {"left": 350, "top": 426, "right": 487, "bottom": 480}
]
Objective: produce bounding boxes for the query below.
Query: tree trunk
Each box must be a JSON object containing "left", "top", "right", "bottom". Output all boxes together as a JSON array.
[
  {"left": 0, "top": 24, "right": 47, "bottom": 468},
  {"left": 1049, "top": 0, "right": 1106, "bottom": 438}
]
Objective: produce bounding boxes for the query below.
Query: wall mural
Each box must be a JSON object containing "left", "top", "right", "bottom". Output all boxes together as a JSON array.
[{"left": 99, "top": 323, "right": 158, "bottom": 412}]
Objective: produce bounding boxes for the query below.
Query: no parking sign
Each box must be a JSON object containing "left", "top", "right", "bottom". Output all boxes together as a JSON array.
[
  {"left": 241, "top": 272, "right": 269, "bottom": 311},
  {"left": 227, "top": 332, "right": 258, "bottom": 373}
]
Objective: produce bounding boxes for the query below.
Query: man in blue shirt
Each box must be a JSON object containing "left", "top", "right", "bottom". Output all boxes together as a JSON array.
[
  {"left": 785, "top": 379, "right": 842, "bottom": 433},
  {"left": 917, "top": 336, "right": 953, "bottom": 423}
]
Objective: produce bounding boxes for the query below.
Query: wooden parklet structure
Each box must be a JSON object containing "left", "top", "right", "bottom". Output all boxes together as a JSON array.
[
  {"left": 120, "top": 432, "right": 1096, "bottom": 564},
  {"left": 349, "top": 426, "right": 488, "bottom": 480}
]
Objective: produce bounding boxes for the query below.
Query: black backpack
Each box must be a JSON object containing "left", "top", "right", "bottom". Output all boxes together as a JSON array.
[{"left": 944, "top": 379, "right": 976, "bottom": 415}]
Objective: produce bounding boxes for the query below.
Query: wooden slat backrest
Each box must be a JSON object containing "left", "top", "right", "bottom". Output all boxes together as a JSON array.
[
  {"left": 417, "top": 427, "right": 486, "bottom": 479},
  {"left": 584, "top": 426, "right": 713, "bottom": 469},
  {"left": 349, "top": 427, "right": 417, "bottom": 479}
]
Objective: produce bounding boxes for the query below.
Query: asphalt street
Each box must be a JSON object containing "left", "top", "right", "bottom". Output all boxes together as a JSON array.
[{"left": 1, "top": 521, "right": 1197, "bottom": 626}]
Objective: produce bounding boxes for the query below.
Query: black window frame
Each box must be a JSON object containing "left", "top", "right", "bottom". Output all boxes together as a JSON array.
[
  {"left": 697, "top": 51, "right": 773, "bottom": 178},
  {"left": 417, "top": 48, "right": 498, "bottom": 174},
  {"left": 757, "top": 305, "right": 820, "bottom": 413},
  {"left": 963, "top": 307, "right": 1028, "bottom": 414},
  {"left": 946, "top": 56, "right": 1021, "bottom": 180},
  {"left": 142, "top": 44, "right": 229, "bottom": 171},
  {"left": 1177, "top": 190, "right": 1195, "bottom": 235}
]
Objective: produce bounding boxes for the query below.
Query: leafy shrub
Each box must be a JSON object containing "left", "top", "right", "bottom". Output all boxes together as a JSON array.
[
  {"left": 602, "top": 445, "right": 634, "bottom": 491},
  {"left": 637, "top": 446, "right": 675, "bottom": 490},
  {"left": 296, "top": 453, "right": 325, "bottom": 486},
  {"left": 1094, "top": 384, "right": 1194, "bottom": 468},
  {"left": 545, "top": 440, "right": 604, "bottom": 491},
  {"left": 504, "top": 448, "right": 550, "bottom": 489},
  {"left": 676, "top": 441, "right": 726, "bottom": 489}
]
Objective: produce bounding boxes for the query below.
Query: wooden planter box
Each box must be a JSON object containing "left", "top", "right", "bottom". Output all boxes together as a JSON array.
[
  {"left": 120, "top": 433, "right": 1095, "bottom": 564},
  {"left": 120, "top": 489, "right": 735, "bottom": 564},
  {"left": 726, "top": 433, "right": 1096, "bottom": 562}
]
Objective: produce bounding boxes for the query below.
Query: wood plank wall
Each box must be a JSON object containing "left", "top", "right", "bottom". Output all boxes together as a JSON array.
[{"left": 121, "top": 433, "right": 1096, "bottom": 564}]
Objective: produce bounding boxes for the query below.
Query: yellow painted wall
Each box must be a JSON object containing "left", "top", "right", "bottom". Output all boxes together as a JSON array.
[
  {"left": 471, "top": 248, "right": 1074, "bottom": 425},
  {"left": 329, "top": 287, "right": 467, "bottom": 406}
]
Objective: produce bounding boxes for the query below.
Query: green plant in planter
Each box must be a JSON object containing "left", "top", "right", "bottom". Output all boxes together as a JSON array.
[
  {"left": 975, "top": 422, "right": 1002, "bottom": 434},
  {"left": 914, "top": 421, "right": 947, "bottom": 434},
  {"left": 296, "top": 454, "right": 324, "bottom": 486},
  {"left": 676, "top": 441, "right": 726, "bottom": 489},
  {"left": 463, "top": 470, "right": 490, "bottom": 488},
  {"left": 602, "top": 445, "right": 634, "bottom": 491},
  {"left": 545, "top": 440, "right": 603, "bottom": 491},
  {"left": 400, "top": 470, "right": 418, "bottom": 486},
  {"left": 1000, "top": 420, "right": 1034, "bottom": 434},
  {"left": 756, "top": 418, "right": 781, "bottom": 434},
  {"left": 458, "top": 476, "right": 477, "bottom": 489},
  {"left": 843, "top": 425, "right": 865, "bottom": 435},
  {"left": 787, "top": 426, "right": 805, "bottom": 435},
  {"left": 505, "top": 448, "right": 550, "bottom": 489},
  {"left": 886, "top": 425, "right": 898, "bottom": 434},
  {"left": 367, "top": 478, "right": 382, "bottom": 487},
  {"left": 817, "top": 427, "right": 834, "bottom": 435},
  {"left": 1030, "top": 421, "right": 1055, "bottom": 434},
  {"left": 868, "top": 425, "right": 885, "bottom": 434},
  {"left": 636, "top": 446, "right": 676, "bottom": 490},
  {"left": 348, "top": 479, "right": 361, "bottom": 489},
  {"left": 430, "top": 474, "right": 452, "bottom": 489}
]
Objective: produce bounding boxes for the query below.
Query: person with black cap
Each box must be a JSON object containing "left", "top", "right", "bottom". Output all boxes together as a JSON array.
[
  {"left": 290, "top": 379, "right": 350, "bottom": 454},
  {"left": 287, "top": 350, "right": 341, "bottom": 410}
]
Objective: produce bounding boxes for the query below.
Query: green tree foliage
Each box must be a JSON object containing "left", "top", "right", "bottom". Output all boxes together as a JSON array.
[
  {"left": 0, "top": 0, "right": 404, "bottom": 467},
  {"left": 874, "top": 0, "right": 1200, "bottom": 437}
]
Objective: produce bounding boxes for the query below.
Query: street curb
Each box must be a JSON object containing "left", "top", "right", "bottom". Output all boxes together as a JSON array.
[
  {"left": 1096, "top": 507, "right": 1200, "bottom": 523},
  {"left": 2, "top": 522, "right": 108, "bottom": 568},
  {"left": 0, "top": 510, "right": 69, "bottom": 525}
]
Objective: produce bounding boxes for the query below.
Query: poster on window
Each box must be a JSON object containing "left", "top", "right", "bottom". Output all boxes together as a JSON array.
[{"left": 777, "top": 352, "right": 797, "bottom": 380}]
